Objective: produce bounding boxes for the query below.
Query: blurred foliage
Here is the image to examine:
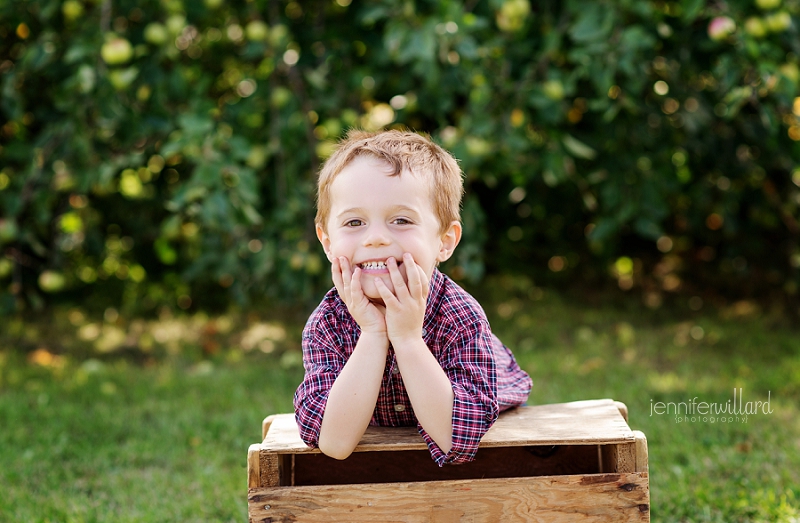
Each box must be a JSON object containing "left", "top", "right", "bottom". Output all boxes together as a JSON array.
[{"left": 1, "top": 0, "right": 799, "bottom": 315}]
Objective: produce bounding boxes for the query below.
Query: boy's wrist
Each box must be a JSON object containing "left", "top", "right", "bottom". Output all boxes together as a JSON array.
[
  {"left": 389, "top": 333, "right": 426, "bottom": 352},
  {"left": 358, "top": 329, "right": 390, "bottom": 345}
]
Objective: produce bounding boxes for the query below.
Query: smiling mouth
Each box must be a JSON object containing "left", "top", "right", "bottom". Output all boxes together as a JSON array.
[{"left": 359, "top": 259, "right": 401, "bottom": 270}]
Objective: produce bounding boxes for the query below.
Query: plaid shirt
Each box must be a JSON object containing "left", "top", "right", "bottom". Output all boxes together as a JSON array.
[{"left": 294, "top": 268, "right": 532, "bottom": 466}]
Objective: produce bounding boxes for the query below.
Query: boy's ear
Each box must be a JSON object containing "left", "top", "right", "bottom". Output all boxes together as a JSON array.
[
  {"left": 437, "top": 221, "right": 462, "bottom": 263},
  {"left": 316, "top": 224, "right": 334, "bottom": 262}
]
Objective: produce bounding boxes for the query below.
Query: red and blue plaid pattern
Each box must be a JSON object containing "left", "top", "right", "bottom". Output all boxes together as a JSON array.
[{"left": 294, "top": 268, "right": 532, "bottom": 466}]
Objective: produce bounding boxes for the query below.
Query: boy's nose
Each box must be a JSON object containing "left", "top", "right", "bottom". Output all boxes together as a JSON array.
[{"left": 362, "top": 225, "right": 391, "bottom": 247}]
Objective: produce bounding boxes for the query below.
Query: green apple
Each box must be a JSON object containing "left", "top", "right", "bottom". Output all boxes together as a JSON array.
[
  {"left": 496, "top": 0, "right": 530, "bottom": 32},
  {"left": 137, "top": 84, "right": 152, "bottom": 101},
  {"left": 163, "top": 0, "right": 183, "bottom": 13},
  {"left": 0, "top": 219, "right": 18, "bottom": 243},
  {"left": 270, "top": 87, "right": 292, "bottom": 107},
  {"left": 465, "top": 136, "right": 491, "bottom": 157},
  {"left": 755, "top": 0, "right": 781, "bottom": 10},
  {"left": 144, "top": 23, "right": 169, "bottom": 45},
  {"left": 322, "top": 118, "right": 342, "bottom": 138},
  {"left": 39, "top": 271, "right": 66, "bottom": 292},
  {"left": 542, "top": 80, "right": 565, "bottom": 100},
  {"left": 246, "top": 20, "right": 269, "bottom": 41},
  {"left": 765, "top": 11, "right": 791, "bottom": 32},
  {"left": 744, "top": 17, "right": 767, "bottom": 37},
  {"left": 707, "top": 16, "right": 736, "bottom": 41},
  {"left": 780, "top": 63, "right": 799, "bottom": 84},
  {"left": 268, "top": 24, "right": 289, "bottom": 47},
  {"left": 166, "top": 14, "right": 186, "bottom": 36},
  {"left": 108, "top": 67, "right": 139, "bottom": 90},
  {"left": 0, "top": 258, "right": 11, "bottom": 279},
  {"left": 101, "top": 37, "right": 133, "bottom": 65},
  {"left": 62, "top": 0, "right": 84, "bottom": 22}
]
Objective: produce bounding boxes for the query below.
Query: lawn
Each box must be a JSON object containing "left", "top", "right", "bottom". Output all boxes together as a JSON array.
[{"left": 1, "top": 276, "right": 798, "bottom": 522}]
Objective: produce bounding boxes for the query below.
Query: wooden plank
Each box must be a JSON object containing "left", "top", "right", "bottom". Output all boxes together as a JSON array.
[
  {"left": 615, "top": 401, "right": 629, "bottom": 422},
  {"left": 633, "top": 431, "right": 648, "bottom": 474},
  {"left": 480, "top": 400, "right": 634, "bottom": 448},
  {"left": 616, "top": 442, "right": 636, "bottom": 473},
  {"left": 600, "top": 442, "right": 636, "bottom": 474},
  {"left": 248, "top": 472, "right": 650, "bottom": 523},
  {"left": 262, "top": 414, "right": 279, "bottom": 441},
  {"left": 247, "top": 444, "right": 262, "bottom": 489},
  {"left": 259, "top": 451, "right": 281, "bottom": 487},
  {"left": 262, "top": 399, "right": 634, "bottom": 454}
]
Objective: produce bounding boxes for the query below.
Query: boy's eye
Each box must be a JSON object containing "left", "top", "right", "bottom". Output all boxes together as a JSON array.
[
  {"left": 344, "top": 219, "right": 363, "bottom": 227},
  {"left": 393, "top": 218, "right": 411, "bottom": 225}
]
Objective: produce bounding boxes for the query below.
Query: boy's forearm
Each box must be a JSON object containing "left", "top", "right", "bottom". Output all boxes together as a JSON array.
[
  {"left": 318, "top": 331, "right": 389, "bottom": 460},
  {"left": 393, "top": 337, "right": 454, "bottom": 454}
]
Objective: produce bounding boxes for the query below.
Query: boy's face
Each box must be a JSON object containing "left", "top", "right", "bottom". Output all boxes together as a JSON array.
[{"left": 317, "top": 155, "right": 461, "bottom": 303}]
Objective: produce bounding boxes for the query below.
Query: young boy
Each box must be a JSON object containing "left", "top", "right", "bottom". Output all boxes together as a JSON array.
[{"left": 294, "top": 130, "right": 532, "bottom": 466}]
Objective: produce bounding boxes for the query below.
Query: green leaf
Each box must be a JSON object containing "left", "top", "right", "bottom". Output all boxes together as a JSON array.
[
  {"left": 562, "top": 134, "right": 597, "bottom": 160},
  {"left": 154, "top": 237, "right": 178, "bottom": 265},
  {"left": 178, "top": 113, "right": 214, "bottom": 137},
  {"left": 680, "top": 0, "right": 704, "bottom": 22},
  {"left": 569, "top": 4, "right": 615, "bottom": 43}
]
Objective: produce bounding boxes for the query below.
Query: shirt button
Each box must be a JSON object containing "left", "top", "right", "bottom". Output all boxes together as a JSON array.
[
  {"left": 421, "top": 328, "right": 427, "bottom": 337},
  {"left": 392, "top": 366, "right": 399, "bottom": 375},
  {"left": 394, "top": 404, "right": 405, "bottom": 412}
]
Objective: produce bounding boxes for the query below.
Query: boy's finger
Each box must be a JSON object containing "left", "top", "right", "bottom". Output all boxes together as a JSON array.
[
  {"left": 404, "top": 253, "right": 423, "bottom": 300},
  {"left": 350, "top": 266, "right": 365, "bottom": 298},
  {"left": 374, "top": 277, "right": 399, "bottom": 307},
  {"left": 331, "top": 257, "right": 346, "bottom": 295},
  {"left": 340, "top": 257, "right": 353, "bottom": 281},
  {"left": 339, "top": 257, "right": 352, "bottom": 292},
  {"left": 415, "top": 258, "right": 430, "bottom": 300},
  {"left": 421, "top": 265, "right": 430, "bottom": 299},
  {"left": 387, "top": 257, "right": 410, "bottom": 299}
]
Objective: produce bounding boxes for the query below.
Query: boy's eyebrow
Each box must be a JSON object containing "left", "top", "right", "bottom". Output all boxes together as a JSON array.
[
  {"left": 335, "top": 205, "right": 421, "bottom": 219},
  {"left": 336, "top": 207, "right": 366, "bottom": 219},
  {"left": 388, "top": 204, "right": 421, "bottom": 215}
]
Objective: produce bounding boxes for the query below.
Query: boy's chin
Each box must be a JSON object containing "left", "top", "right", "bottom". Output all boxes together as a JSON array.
[
  {"left": 360, "top": 275, "right": 396, "bottom": 302},
  {"left": 361, "top": 285, "right": 388, "bottom": 303}
]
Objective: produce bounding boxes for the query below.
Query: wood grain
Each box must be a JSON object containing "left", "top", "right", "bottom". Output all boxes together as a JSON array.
[
  {"left": 616, "top": 442, "right": 637, "bottom": 473},
  {"left": 247, "top": 444, "right": 262, "bottom": 489},
  {"left": 615, "top": 401, "right": 629, "bottom": 422},
  {"left": 261, "top": 414, "right": 279, "bottom": 441},
  {"left": 261, "top": 399, "right": 635, "bottom": 454},
  {"left": 633, "top": 431, "right": 648, "bottom": 474},
  {"left": 259, "top": 452, "right": 281, "bottom": 487},
  {"left": 248, "top": 472, "right": 650, "bottom": 523}
]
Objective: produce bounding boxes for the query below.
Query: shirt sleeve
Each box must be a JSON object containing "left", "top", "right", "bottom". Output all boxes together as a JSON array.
[
  {"left": 419, "top": 319, "right": 498, "bottom": 466},
  {"left": 293, "top": 308, "right": 346, "bottom": 448}
]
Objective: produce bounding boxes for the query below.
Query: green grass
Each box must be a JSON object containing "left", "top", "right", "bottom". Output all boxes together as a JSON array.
[
  {"left": 0, "top": 355, "right": 303, "bottom": 522},
  {"left": 1, "top": 278, "right": 799, "bottom": 522}
]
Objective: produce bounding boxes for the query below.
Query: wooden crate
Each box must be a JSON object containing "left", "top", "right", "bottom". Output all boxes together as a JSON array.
[{"left": 247, "top": 399, "right": 650, "bottom": 522}]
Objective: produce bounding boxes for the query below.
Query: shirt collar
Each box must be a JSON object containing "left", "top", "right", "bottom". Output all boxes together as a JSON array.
[{"left": 422, "top": 267, "right": 447, "bottom": 328}]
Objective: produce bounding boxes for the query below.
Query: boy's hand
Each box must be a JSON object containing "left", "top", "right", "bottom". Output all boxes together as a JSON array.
[
  {"left": 331, "top": 256, "right": 387, "bottom": 336},
  {"left": 374, "top": 253, "right": 429, "bottom": 345}
]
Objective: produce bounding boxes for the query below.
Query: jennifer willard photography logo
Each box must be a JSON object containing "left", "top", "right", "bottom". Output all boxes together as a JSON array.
[{"left": 650, "top": 388, "right": 773, "bottom": 424}]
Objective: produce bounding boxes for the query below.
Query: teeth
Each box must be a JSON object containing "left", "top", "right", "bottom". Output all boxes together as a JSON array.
[{"left": 361, "top": 261, "right": 387, "bottom": 270}]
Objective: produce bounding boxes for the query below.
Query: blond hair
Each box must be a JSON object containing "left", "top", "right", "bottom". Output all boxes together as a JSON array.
[{"left": 316, "top": 130, "right": 463, "bottom": 234}]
